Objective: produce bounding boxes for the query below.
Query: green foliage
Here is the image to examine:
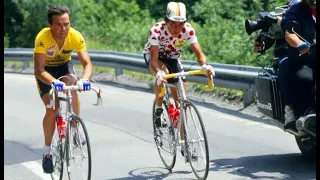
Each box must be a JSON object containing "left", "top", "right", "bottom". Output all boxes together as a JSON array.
[
  {"left": 14, "top": 0, "right": 47, "bottom": 47},
  {"left": 4, "top": 0, "right": 23, "bottom": 47},
  {"left": 5, "top": 0, "right": 286, "bottom": 66},
  {"left": 4, "top": 34, "right": 10, "bottom": 48},
  {"left": 187, "top": 0, "right": 255, "bottom": 65},
  {"left": 74, "top": 0, "right": 155, "bottom": 53},
  {"left": 135, "top": 0, "right": 201, "bottom": 21},
  {"left": 13, "top": 0, "right": 82, "bottom": 47}
]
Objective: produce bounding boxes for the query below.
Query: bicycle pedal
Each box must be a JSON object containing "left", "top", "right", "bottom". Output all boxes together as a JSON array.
[
  {"left": 155, "top": 129, "right": 163, "bottom": 136},
  {"left": 155, "top": 137, "right": 163, "bottom": 147}
]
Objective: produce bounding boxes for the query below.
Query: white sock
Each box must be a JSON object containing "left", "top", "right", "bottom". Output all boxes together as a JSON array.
[
  {"left": 155, "top": 105, "right": 162, "bottom": 109},
  {"left": 181, "top": 143, "right": 185, "bottom": 152},
  {"left": 71, "top": 126, "right": 77, "bottom": 134},
  {"left": 72, "top": 127, "right": 85, "bottom": 142},
  {"left": 43, "top": 145, "right": 51, "bottom": 155}
]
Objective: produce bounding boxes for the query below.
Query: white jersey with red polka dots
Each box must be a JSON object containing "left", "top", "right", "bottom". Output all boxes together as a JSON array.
[{"left": 143, "top": 21, "right": 198, "bottom": 60}]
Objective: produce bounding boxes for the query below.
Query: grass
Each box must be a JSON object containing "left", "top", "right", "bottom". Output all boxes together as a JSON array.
[
  {"left": 191, "top": 83, "right": 243, "bottom": 101},
  {"left": 74, "top": 64, "right": 114, "bottom": 73},
  {"left": 4, "top": 60, "right": 24, "bottom": 68},
  {"left": 86, "top": 38, "right": 113, "bottom": 51}
]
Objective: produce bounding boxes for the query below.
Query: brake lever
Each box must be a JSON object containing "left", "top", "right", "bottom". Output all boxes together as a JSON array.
[
  {"left": 93, "top": 88, "right": 103, "bottom": 106},
  {"left": 46, "top": 89, "right": 56, "bottom": 109}
]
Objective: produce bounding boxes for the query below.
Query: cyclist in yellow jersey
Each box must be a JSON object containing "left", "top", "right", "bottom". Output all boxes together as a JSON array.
[{"left": 33, "top": 5, "right": 93, "bottom": 174}]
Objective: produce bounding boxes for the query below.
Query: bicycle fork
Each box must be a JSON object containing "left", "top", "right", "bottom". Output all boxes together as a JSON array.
[{"left": 174, "top": 103, "right": 191, "bottom": 163}]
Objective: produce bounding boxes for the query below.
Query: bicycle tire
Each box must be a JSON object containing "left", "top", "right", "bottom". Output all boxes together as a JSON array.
[
  {"left": 183, "top": 100, "right": 209, "bottom": 180},
  {"left": 152, "top": 98, "right": 177, "bottom": 170},
  {"left": 65, "top": 115, "right": 92, "bottom": 180},
  {"left": 51, "top": 135, "right": 64, "bottom": 180}
]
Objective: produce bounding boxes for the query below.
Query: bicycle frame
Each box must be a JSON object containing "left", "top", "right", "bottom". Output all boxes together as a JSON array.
[
  {"left": 47, "top": 76, "right": 103, "bottom": 141},
  {"left": 47, "top": 77, "right": 102, "bottom": 112},
  {"left": 47, "top": 83, "right": 102, "bottom": 131},
  {"left": 46, "top": 76, "right": 102, "bottom": 180},
  {"left": 159, "top": 70, "right": 213, "bottom": 162}
]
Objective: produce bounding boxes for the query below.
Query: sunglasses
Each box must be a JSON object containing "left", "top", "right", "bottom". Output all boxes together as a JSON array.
[{"left": 168, "top": 21, "right": 186, "bottom": 26}]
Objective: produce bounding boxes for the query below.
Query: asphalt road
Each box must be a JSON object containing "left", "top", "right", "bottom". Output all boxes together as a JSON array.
[{"left": 4, "top": 73, "right": 316, "bottom": 180}]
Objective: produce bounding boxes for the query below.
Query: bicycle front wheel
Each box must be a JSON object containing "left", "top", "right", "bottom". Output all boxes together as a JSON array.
[
  {"left": 183, "top": 101, "right": 209, "bottom": 180},
  {"left": 152, "top": 98, "right": 176, "bottom": 170},
  {"left": 50, "top": 132, "right": 64, "bottom": 180},
  {"left": 65, "top": 115, "right": 92, "bottom": 180}
]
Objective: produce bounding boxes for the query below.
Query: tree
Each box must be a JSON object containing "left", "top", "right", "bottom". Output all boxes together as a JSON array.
[{"left": 4, "top": 0, "right": 23, "bottom": 47}]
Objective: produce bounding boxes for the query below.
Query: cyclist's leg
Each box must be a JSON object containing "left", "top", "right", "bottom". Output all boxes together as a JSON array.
[
  {"left": 166, "top": 59, "right": 190, "bottom": 157},
  {"left": 57, "top": 61, "right": 86, "bottom": 144},
  {"left": 58, "top": 61, "right": 79, "bottom": 115},
  {"left": 149, "top": 59, "right": 168, "bottom": 127},
  {"left": 162, "top": 59, "right": 188, "bottom": 153},
  {"left": 160, "top": 59, "right": 185, "bottom": 107},
  {"left": 149, "top": 59, "right": 167, "bottom": 107},
  {"left": 36, "top": 75, "right": 59, "bottom": 173}
]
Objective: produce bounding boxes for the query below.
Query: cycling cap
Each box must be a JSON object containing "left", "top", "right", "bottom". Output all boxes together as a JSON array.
[{"left": 166, "top": 2, "right": 187, "bottom": 22}]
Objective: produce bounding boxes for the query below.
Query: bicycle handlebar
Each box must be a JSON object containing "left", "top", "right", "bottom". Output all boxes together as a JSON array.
[
  {"left": 46, "top": 85, "right": 103, "bottom": 109},
  {"left": 159, "top": 69, "right": 214, "bottom": 97}
]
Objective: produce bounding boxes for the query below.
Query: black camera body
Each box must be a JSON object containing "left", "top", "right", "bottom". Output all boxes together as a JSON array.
[
  {"left": 245, "top": 6, "right": 290, "bottom": 121},
  {"left": 245, "top": 6, "right": 289, "bottom": 40}
]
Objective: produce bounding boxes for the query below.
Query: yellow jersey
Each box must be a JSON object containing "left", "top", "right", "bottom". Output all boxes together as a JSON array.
[{"left": 34, "top": 27, "right": 87, "bottom": 67}]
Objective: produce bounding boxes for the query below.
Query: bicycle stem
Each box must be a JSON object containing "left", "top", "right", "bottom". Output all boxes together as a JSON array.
[{"left": 158, "top": 70, "right": 214, "bottom": 97}]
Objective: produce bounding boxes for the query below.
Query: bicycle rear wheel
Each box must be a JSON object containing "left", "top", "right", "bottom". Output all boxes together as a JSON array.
[
  {"left": 65, "top": 115, "right": 92, "bottom": 180},
  {"left": 51, "top": 133, "right": 64, "bottom": 180},
  {"left": 152, "top": 98, "right": 176, "bottom": 170},
  {"left": 183, "top": 101, "right": 209, "bottom": 180}
]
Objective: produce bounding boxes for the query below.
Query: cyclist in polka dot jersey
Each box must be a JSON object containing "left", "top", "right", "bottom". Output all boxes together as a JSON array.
[
  {"left": 144, "top": 21, "right": 197, "bottom": 60},
  {"left": 143, "top": 2, "right": 215, "bottom": 132}
]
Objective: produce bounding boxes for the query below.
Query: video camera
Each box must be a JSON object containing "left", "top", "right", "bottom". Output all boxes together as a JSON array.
[{"left": 245, "top": 6, "right": 288, "bottom": 40}]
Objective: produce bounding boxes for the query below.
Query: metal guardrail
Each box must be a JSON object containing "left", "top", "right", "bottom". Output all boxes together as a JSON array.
[{"left": 4, "top": 48, "right": 260, "bottom": 107}]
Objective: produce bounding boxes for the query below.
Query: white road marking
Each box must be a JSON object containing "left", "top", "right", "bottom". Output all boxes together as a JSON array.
[{"left": 21, "top": 161, "right": 59, "bottom": 180}]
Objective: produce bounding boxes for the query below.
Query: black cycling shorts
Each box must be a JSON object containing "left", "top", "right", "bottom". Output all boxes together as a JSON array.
[
  {"left": 36, "top": 61, "right": 75, "bottom": 97},
  {"left": 159, "top": 58, "right": 186, "bottom": 84}
]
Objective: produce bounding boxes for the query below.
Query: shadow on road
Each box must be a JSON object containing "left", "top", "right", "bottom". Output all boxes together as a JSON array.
[
  {"left": 4, "top": 139, "right": 42, "bottom": 165},
  {"left": 107, "top": 167, "right": 195, "bottom": 180},
  {"left": 209, "top": 153, "right": 316, "bottom": 180},
  {"left": 191, "top": 100, "right": 279, "bottom": 127}
]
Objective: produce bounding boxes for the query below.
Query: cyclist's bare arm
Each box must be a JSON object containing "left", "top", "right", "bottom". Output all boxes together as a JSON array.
[
  {"left": 190, "top": 42, "right": 215, "bottom": 77},
  {"left": 190, "top": 42, "right": 207, "bottom": 66},
  {"left": 149, "top": 45, "right": 161, "bottom": 73},
  {"left": 285, "top": 30, "right": 310, "bottom": 54},
  {"left": 34, "top": 53, "right": 56, "bottom": 85},
  {"left": 77, "top": 50, "right": 93, "bottom": 79},
  {"left": 285, "top": 30, "right": 304, "bottom": 47}
]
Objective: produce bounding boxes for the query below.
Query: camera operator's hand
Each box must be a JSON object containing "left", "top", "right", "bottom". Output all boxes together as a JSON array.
[
  {"left": 296, "top": 41, "right": 310, "bottom": 55},
  {"left": 254, "top": 38, "right": 265, "bottom": 53}
]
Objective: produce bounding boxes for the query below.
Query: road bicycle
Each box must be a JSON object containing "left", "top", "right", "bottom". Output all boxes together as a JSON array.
[
  {"left": 47, "top": 75, "right": 103, "bottom": 180},
  {"left": 152, "top": 69, "right": 213, "bottom": 180}
]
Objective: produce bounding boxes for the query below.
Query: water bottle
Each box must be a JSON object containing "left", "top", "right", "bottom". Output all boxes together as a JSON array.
[
  {"left": 56, "top": 115, "right": 67, "bottom": 139},
  {"left": 174, "top": 108, "right": 180, "bottom": 127},
  {"left": 168, "top": 103, "right": 179, "bottom": 128}
]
